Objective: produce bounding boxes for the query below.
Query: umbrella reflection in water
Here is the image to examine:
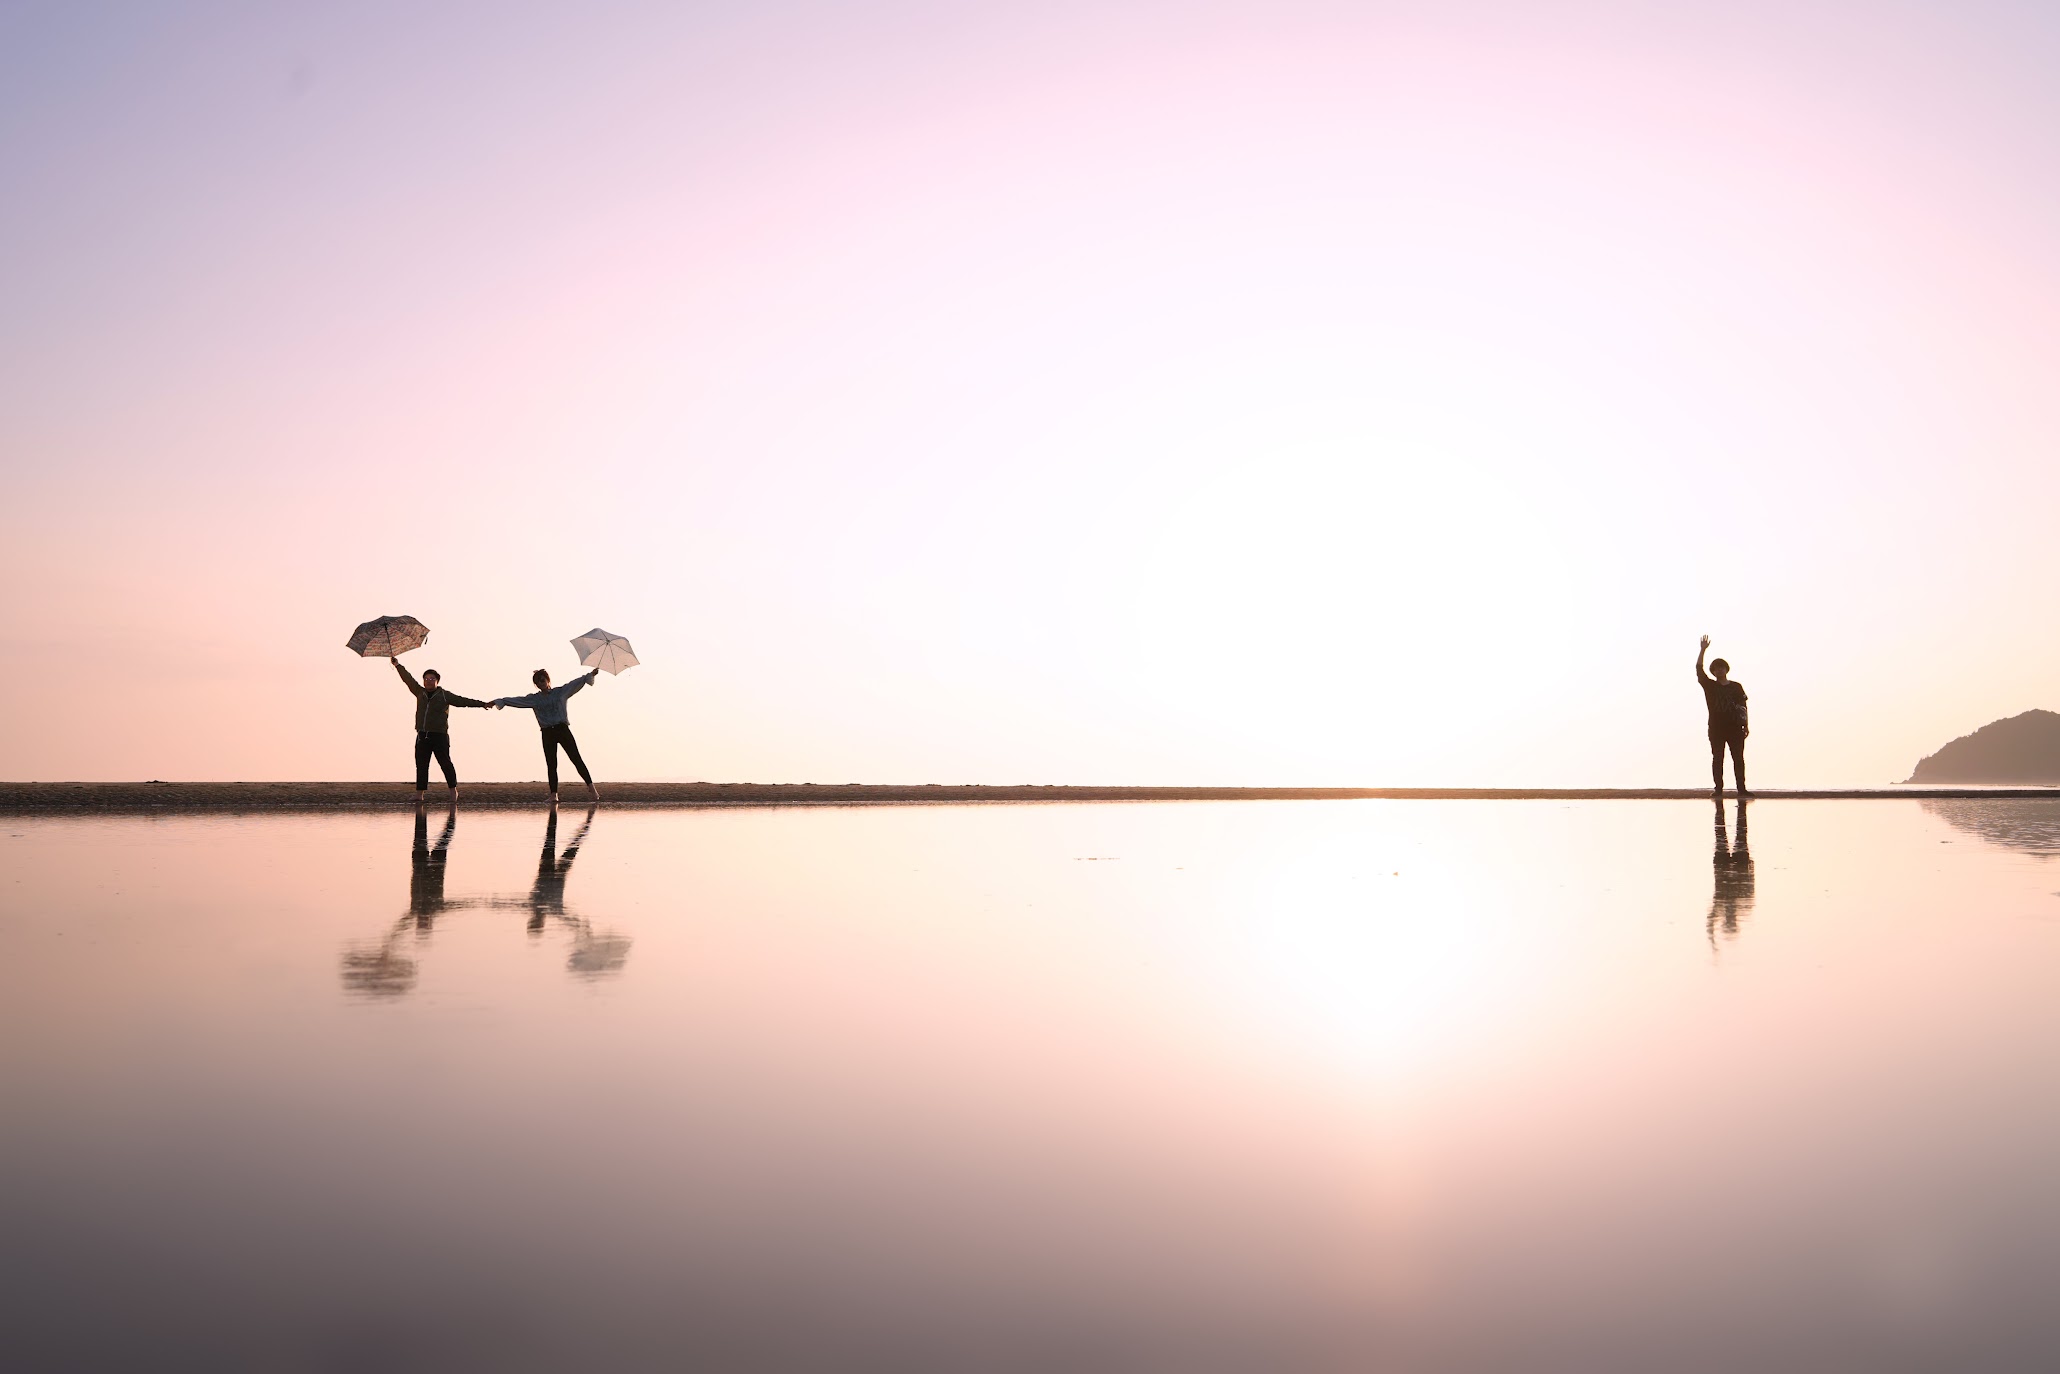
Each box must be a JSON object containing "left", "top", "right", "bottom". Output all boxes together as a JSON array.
[
  {"left": 338, "top": 808, "right": 631, "bottom": 997},
  {"left": 504, "top": 807, "right": 632, "bottom": 977},
  {"left": 340, "top": 806, "right": 472, "bottom": 997}
]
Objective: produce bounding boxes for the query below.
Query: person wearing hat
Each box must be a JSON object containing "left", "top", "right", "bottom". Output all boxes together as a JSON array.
[{"left": 1696, "top": 635, "right": 1750, "bottom": 798}]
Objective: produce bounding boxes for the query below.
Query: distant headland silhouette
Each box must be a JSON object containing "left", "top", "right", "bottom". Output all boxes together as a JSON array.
[{"left": 1907, "top": 709, "right": 2060, "bottom": 784}]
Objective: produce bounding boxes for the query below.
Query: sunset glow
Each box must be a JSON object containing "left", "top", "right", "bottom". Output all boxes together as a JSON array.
[{"left": 5, "top": 2, "right": 2058, "bottom": 784}]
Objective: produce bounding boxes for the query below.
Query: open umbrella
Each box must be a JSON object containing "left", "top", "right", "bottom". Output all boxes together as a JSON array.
[
  {"left": 572, "top": 628, "right": 638, "bottom": 675},
  {"left": 347, "top": 615, "right": 429, "bottom": 658}
]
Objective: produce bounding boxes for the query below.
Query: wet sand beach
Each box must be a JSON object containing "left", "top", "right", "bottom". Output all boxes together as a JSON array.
[{"left": 2, "top": 781, "right": 2053, "bottom": 811}]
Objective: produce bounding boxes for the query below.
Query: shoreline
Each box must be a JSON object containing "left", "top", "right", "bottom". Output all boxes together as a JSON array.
[{"left": 3, "top": 781, "right": 2057, "bottom": 812}]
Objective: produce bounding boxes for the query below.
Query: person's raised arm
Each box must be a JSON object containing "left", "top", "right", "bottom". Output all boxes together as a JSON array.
[
  {"left": 393, "top": 656, "right": 424, "bottom": 697},
  {"left": 561, "top": 671, "right": 595, "bottom": 701},
  {"left": 1696, "top": 635, "right": 1712, "bottom": 686}
]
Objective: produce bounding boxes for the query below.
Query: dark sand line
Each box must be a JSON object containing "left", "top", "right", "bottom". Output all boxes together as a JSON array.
[{"left": 2, "top": 781, "right": 2056, "bottom": 812}]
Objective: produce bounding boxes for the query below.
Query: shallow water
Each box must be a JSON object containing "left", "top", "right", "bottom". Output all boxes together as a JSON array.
[{"left": 3, "top": 799, "right": 2057, "bottom": 1372}]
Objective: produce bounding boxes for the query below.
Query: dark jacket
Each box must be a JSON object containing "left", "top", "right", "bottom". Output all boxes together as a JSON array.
[{"left": 395, "top": 660, "right": 488, "bottom": 733}]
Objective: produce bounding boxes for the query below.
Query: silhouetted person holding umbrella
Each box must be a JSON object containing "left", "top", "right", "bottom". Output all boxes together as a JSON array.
[
  {"left": 1696, "top": 635, "right": 1749, "bottom": 797},
  {"left": 409, "top": 804, "right": 458, "bottom": 928},
  {"left": 526, "top": 805, "right": 594, "bottom": 934},
  {"left": 339, "top": 805, "right": 468, "bottom": 998},
  {"left": 493, "top": 667, "right": 601, "bottom": 803},
  {"left": 392, "top": 656, "right": 492, "bottom": 803}
]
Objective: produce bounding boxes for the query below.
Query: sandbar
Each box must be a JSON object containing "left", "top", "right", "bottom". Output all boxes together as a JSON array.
[{"left": 2, "top": 781, "right": 2055, "bottom": 812}]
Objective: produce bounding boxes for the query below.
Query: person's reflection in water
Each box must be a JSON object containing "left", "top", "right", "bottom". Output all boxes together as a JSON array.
[
  {"left": 409, "top": 804, "right": 459, "bottom": 931},
  {"left": 520, "top": 806, "right": 632, "bottom": 976},
  {"left": 341, "top": 805, "right": 630, "bottom": 997},
  {"left": 528, "top": 805, "right": 592, "bottom": 935},
  {"left": 1707, "top": 798, "right": 1755, "bottom": 951},
  {"left": 342, "top": 804, "right": 469, "bottom": 997}
]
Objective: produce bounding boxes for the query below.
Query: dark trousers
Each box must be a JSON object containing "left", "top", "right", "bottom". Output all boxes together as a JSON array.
[
  {"left": 1709, "top": 732, "right": 1746, "bottom": 792},
  {"left": 540, "top": 724, "right": 592, "bottom": 791},
  {"left": 414, "top": 730, "right": 456, "bottom": 790}
]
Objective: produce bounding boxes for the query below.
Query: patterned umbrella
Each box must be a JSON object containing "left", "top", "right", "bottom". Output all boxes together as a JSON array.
[
  {"left": 571, "top": 628, "right": 638, "bottom": 675},
  {"left": 347, "top": 615, "right": 429, "bottom": 658}
]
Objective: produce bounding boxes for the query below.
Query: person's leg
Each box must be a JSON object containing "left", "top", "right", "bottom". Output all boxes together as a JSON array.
[
  {"left": 430, "top": 732, "right": 457, "bottom": 793},
  {"left": 1729, "top": 737, "right": 1748, "bottom": 795},
  {"left": 558, "top": 729, "right": 595, "bottom": 796},
  {"left": 1709, "top": 735, "right": 1725, "bottom": 793},
  {"left": 541, "top": 730, "right": 561, "bottom": 798},
  {"left": 414, "top": 732, "right": 433, "bottom": 799}
]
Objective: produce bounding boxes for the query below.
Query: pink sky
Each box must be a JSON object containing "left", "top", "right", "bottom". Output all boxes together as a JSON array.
[{"left": 4, "top": 0, "right": 2058, "bottom": 785}]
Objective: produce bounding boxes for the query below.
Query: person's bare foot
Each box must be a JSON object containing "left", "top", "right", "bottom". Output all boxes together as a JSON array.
[
  {"left": 548, "top": 792, "right": 559, "bottom": 805},
  {"left": 415, "top": 791, "right": 427, "bottom": 804},
  {"left": 587, "top": 783, "right": 600, "bottom": 802},
  {"left": 449, "top": 786, "right": 461, "bottom": 802}
]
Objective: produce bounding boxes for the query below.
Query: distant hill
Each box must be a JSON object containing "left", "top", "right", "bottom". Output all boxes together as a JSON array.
[{"left": 1907, "top": 710, "right": 2060, "bottom": 784}]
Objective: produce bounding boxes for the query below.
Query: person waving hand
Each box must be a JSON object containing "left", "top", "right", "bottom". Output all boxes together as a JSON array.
[{"left": 1696, "top": 635, "right": 1750, "bottom": 798}]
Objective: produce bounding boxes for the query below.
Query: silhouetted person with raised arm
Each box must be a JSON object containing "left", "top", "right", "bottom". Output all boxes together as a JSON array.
[
  {"left": 493, "top": 667, "right": 601, "bottom": 803},
  {"left": 1696, "top": 635, "right": 1750, "bottom": 797},
  {"left": 342, "top": 805, "right": 463, "bottom": 997},
  {"left": 527, "top": 805, "right": 594, "bottom": 935},
  {"left": 517, "top": 805, "right": 630, "bottom": 976},
  {"left": 408, "top": 805, "right": 458, "bottom": 930},
  {"left": 1707, "top": 797, "right": 1755, "bottom": 950},
  {"left": 391, "top": 656, "right": 492, "bottom": 802}
]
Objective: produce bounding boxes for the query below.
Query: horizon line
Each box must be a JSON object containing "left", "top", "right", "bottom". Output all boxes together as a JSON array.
[{"left": 5, "top": 781, "right": 2058, "bottom": 813}]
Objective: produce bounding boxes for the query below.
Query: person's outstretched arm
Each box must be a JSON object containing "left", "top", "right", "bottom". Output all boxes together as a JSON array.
[
  {"left": 555, "top": 670, "right": 599, "bottom": 703},
  {"left": 1695, "top": 635, "right": 1713, "bottom": 686},
  {"left": 492, "top": 692, "right": 542, "bottom": 710},
  {"left": 446, "top": 691, "right": 491, "bottom": 710},
  {"left": 393, "top": 656, "right": 424, "bottom": 697}
]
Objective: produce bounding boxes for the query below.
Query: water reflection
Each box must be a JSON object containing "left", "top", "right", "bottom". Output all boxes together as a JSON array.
[
  {"left": 1708, "top": 798, "right": 1754, "bottom": 950},
  {"left": 1922, "top": 798, "right": 2060, "bottom": 856},
  {"left": 339, "top": 806, "right": 631, "bottom": 998},
  {"left": 407, "top": 805, "right": 461, "bottom": 929},
  {"left": 340, "top": 806, "right": 476, "bottom": 996},
  {"left": 506, "top": 807, "right": 632, "bottom": 976},
  {"left": 15, "top": 801, "right": 2060, "bottom": 1369},
  {"left": 525, "top": 806, "right": 589, "bottom": 933}
]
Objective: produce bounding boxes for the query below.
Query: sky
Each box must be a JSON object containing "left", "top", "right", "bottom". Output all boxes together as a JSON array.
[{"left": 4, "top": 0, "right": 2059, "bottom": 786}]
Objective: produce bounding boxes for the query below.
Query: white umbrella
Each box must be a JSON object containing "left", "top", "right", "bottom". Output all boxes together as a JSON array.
[{"left": 572, "top": 628, "right": 638, "bottom": 675}]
